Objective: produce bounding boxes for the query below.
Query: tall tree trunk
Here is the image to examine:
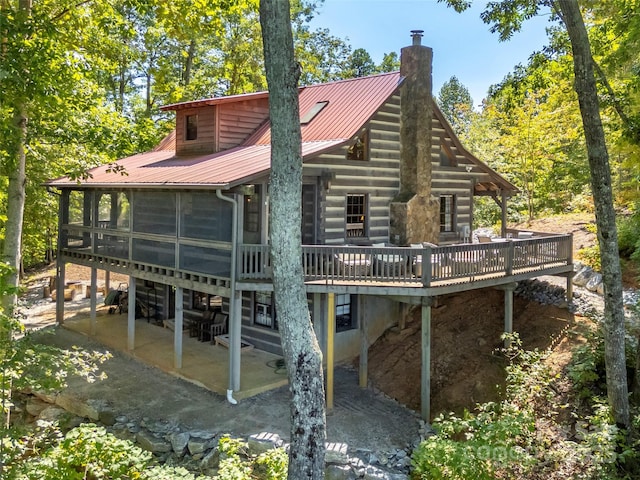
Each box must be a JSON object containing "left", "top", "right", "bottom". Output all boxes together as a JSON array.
[
  {"left": 183, "top": 39, "right": 196, "bottom": 86},
  {"left": 2, "top": 0, "right": 31, "bottom": 312},
  {"left": 259, "top": 1, "right": 327, "bottom": 478},
  {"left": 558, "top": 0, "right": 630, "bottom": 429}
]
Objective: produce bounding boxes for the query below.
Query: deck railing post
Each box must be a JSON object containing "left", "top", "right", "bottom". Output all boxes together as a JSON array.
[
  {"left": 423, "top": 245, "right": 432, "bottom": 286},
  {"left": 505, "top": 240, "right": 514, "bottom": 276}
]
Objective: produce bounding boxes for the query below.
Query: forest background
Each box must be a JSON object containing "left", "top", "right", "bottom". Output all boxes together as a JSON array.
[
  {"left": 3, "top": 0, "right": 640, "bottom": 478},
  {"left": 2, "top": 0, "right": 640, "bottom": 272}
]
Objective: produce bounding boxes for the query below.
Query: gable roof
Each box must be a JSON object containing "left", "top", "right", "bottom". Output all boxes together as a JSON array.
[
  {"left": 47, "top": 72, "right": 403, "bottom": 189},
  {"left": 46, "top": 71, "right": 516, "bottom": 195}
]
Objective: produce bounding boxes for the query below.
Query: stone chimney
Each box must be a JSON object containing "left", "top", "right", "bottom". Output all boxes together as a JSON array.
[{"left": 390, "top": 30, "right": 440, "bottom": 246}]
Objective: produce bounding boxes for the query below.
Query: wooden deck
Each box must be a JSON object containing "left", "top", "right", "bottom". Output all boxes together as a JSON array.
[
  {"left": 59, "top": 234, "right": 573, "bottom": 297},
  {"left": 238, "top": 234, "right": 574, "bottom": 295}
]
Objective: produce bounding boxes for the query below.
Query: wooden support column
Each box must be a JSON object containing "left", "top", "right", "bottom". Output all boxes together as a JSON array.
[
  {"left": 501, "top": 190, "right": 508, "bottom": 238},
  {"left": 105, "top": 271, "right": 110, "bottom": 293},
  {"left": 90, "top": 267, "right": 98, "bottom": 336},
  {"left": 421, "top": 296, "right": 432, "bottom": 421},
  {"left": 127, "top": 276, "right": 136, "bottom": 351},
  {"left": 499, "top": 282, "right": 518, "bottom": 347},
  {"left": 56, "top": 261, "right": 65, "bottom": 325},
  {"left": 566, "top": 274, "right": 574, "bottom": 304},
  {"left": 359, "top": 295, "right": 368, "bottom": 388},
  {"left": 326, "top": 292, "right": 335, "bottom": 411},
  {"left": 174, "top": 286, "right": 183, "bottom": 369},
  {"left": 230, "top": 291, "right": 242, "bottom": 391}
]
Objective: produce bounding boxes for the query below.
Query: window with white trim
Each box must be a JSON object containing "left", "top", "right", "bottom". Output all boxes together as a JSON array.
[
  {"left": 440, "top": 194, "right": 455, "bottom": 232},
  {"left": 346, "top": 194, "right": 367, "bottom": 238}
]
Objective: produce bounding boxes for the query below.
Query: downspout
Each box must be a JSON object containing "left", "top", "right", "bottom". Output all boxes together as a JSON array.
[{"left": 216, "top": 189, "right": 239, "bottom": 405}]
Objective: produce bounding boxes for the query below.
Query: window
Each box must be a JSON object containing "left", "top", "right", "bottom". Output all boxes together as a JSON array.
[
  {"left": 440, "top": 195, "right": 455, "bottom": 232},
  {"left": 346, "top": 194, "right": 367, "bottom": 238},
  {"left": 192, "top": 291, "right": 222, "bottom": 311},
  {"left": 347, "top": 130, "right": 369, "bottom": 161},
  {"left": 255, "top": 292, "right": 277, "bottom": 330},
  {"left": 186, "top": 114, "right": 198, "bottom": 141},
  {"left": 244, "top": 192, "right": 260, "bottom": 233},
  {"left": 336, "top": 294, "right": 356, "bottom": 332}
]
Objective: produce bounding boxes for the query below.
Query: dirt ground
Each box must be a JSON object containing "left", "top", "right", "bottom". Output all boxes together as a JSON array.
[
  {"left": 21, "top": 213, "right": 613, "bottom": 420},
  {"left": 366, "top": 213, "right": 606, "bottom": 417}
]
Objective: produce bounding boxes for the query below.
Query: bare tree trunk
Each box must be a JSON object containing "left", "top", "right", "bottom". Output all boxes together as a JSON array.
[
  {"left": 183, "top": 39, "right": 196, "bottom": 86},
  {"left": 558, "top": 0, "right": 630, "bottom": 429},
  {"left": 259, "top": 0, "right": 327, "bottom": 478},
  {"left": 2, "top": 0, "right": 31, "bottom": 312}
]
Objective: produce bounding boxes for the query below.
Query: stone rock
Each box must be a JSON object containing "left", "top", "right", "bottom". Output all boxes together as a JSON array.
[
  {"left": 325, "top": 442, "right": 349, "bottom": 465},
  {"left": 596, "top": 282, "right": 605, "bottom": 296},
  {"left": 362, "top": 465, "right": 408, "bottom": 479},
  {"left": 169, "top": 431, "right": 190, "bottom": 456},
  {"left": 573, "top": 266, "right": 594, "bottom": 287},
  {"left": 188, "top": 437, "right": 211, "bottom": 455},
  {"left": 55, "top": 393, "right": 102, "bottom": 420},
  {"left": 136, "top": 429, "right": 172, "bottom": 453},
  {"left": 111, "top": 424, "right": 136, "bottom": 442},
  {"left": 248, "top": 431, "right": 284, "bottom": 455},
  {"left": 26, "top": 397, "right": 51, "bottom": 417},
  {"left": 32, "top": 390, "right": 58, "bottom": 404},
  {"left": 200, "top": 443, "right": 221, "bottom": 470},
  {"left": 98, "top": 408, "right": 117, "bottom": 426},
  {"left": 325, "top": 464, "right": 357, "bottom": 480},
  {"left": 38, "top": 405, "right": 68, "bottom": 422},
  {"left": 586, "top": 273, "right": 603, "bottom": 292}
]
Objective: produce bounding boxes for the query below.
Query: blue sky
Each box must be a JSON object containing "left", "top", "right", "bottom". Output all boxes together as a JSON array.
[{"left": 308, "top": 0, "right": 554, "bottom": 105}]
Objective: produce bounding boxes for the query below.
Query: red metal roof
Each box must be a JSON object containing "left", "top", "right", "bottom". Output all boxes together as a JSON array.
[
  {"left": 47, "top": 72, "right": 403, "bottom": 189},
  {"left": 47, "top": 141, "right": 345, "bottom": 189},
  {"left": 248, "top": 72, "right": 402, "bottom": 144}
]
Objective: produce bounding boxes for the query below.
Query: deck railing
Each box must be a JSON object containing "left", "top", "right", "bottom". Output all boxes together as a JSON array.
[{"left": 238, "top": 234, "right": 573, "bottom": 287}]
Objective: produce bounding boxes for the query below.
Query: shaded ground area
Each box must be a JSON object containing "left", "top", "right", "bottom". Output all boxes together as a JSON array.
[{"left": 366, "top": 287, "right": 576, "bottom": 417}]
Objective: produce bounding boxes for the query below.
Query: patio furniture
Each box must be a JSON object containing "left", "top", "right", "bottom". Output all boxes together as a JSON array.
[
  {"left": 334, "top": 253, "right": 372, "bottom": 277},
  {"left": 209, "top": 312, "right": 229, "bottom": 344},
  {"left": 190, "top": 309, "right": 214, "bottom": 339}
]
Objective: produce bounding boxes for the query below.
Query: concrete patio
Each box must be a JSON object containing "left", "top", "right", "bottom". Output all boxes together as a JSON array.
[{"left": 60, "top": 305, "right": 288, "bottom": 400}]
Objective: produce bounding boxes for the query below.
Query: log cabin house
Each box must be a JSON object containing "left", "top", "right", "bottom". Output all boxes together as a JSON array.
[{"left": 46, "top": 32, "right": 573, "bottom": 420}]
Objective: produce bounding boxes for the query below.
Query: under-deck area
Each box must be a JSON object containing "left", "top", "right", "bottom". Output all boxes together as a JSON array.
[{"left": 61, "top": 308, "right": 289, "bottom": 400}]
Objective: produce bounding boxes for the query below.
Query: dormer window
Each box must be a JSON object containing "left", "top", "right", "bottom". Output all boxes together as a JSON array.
[
  {"left": 301, "top": 101, "right": 329, "bottom": 124},
  {"left": 347, "top": 129, "right": 369, "bottom": 161},
  {"left": 186, "top": 114, "right": 198, "bottom": 141}
]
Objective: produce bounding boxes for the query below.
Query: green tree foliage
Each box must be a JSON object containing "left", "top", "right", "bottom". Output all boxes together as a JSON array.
[
  {"left": 347, "top": 48, "right": 377, "bottom": 78},
  {"left": 1, "top": 0, "right": 360, "bottom": 275},
  {"left": 437, "top": 76, "right": 474, "bottom": 137}
]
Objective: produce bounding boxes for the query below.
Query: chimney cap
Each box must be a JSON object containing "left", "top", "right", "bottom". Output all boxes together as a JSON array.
[{"left": 410, "top": 30, "right": 424, "bottom": 45}]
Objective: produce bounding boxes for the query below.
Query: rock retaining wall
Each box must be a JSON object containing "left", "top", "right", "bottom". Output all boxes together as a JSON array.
[{"left": 13, "top": 389, "right": 414, "bottom": 479}]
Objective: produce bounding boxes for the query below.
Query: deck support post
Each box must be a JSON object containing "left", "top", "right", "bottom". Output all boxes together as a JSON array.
[
  {"left": 90, "top": 267, "right": 98, "bottom": 336},
  {"left": 56, "top": 261, "right": 65, "bottom": 325},
  {"left": 499, "top": 282, "right": 518, "bottom": 347},
  {"left": 230, "top": 290, "right": 242, "bottom": 392},
  {"left": 327, "top": 292, "right": 335, "bottom": 411},
  {"left": 501, "top": 190, "right": 508, "bottom": 237},
  {"left": 127, "top": 276, "right": 136, "bottom": 351},
  {"left": 359, "top": 295, "right": 368, "bottom": 388},
  {"left": 174, "top": 286, "right": 183, "bottom": 369},
  {"left": 566, "top": 273, "right": 574, "bottom": 303},
  {"left": 105, "top": 270, "right": 110, "bottom": 293},
  {"left": 421, "top": 296, "right": 432, "bottom": 421}
]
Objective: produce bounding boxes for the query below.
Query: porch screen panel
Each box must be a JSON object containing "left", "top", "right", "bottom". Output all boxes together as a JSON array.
[
  {"left": 132, "top": 192, "right": 176, "bottom": 235},
  {"left": 179, "top": 245, "right": 231, "bottom": 277},
  {"left": 95, "top": 233, "right": 129, "bottom": 259},
  {"left": 132, "top": 238, "right": 176, "bottom": 267},
  {"left": 180, "top": 192, "right": 233, "bottom": 242}
]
